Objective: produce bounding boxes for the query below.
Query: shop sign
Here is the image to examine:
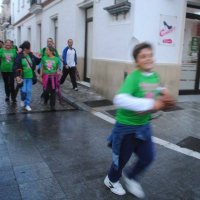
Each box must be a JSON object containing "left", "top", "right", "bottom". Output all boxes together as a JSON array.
[{"left": 159, "top": 15, "right": 177, "bottom": 46}]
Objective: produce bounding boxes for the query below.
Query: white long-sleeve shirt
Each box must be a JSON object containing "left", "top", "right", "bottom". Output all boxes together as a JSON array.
[{"left": 113, "top": 94, "right": 155, "bottom": 112}]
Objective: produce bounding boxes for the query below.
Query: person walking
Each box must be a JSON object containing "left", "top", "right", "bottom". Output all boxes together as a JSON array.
[
  {"left": 40, "top": 46, "right": 60, "bottom": 110},
  {"left": 40, "top": 38, "right": 59, "bottom": 58},
  {"left": 104, "top": 42, "right": 174, "bottom": 198},
  {"left": 38, "top": 38, "right": 59, "bottom": 72},
  {"left": 60, "top": 39, "right": 78, "bottom": 91},
  {"left": 14, "top": 41, "right": 41, "bottom": 111},
  {"left": 0, "top": 39, "right": 17, "bottom": 103}
]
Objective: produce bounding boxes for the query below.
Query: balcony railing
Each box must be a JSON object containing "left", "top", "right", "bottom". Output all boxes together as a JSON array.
[
  {"left": 30, "top": 0, "right": 42, "bottom": 14},
  {"left": 30, "top": 0, "right": 42, "bottom": 6},
  {"left": 104, "top": 1, "right": 131, "bottom": 18}
]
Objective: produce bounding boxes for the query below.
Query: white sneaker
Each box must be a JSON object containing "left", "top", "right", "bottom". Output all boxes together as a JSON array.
[
  {"left": 25, "top": 105, "right": 32, "bottom": 111},
  {"left": 74, "top": 87, "right": 78, "bottom": 91},
  {"left": 20, "top": 101, "right": 24, "bottom": 107},
  {"left": 104, "top": 175, "right": 126, "bottom": 196},
  {"left": 123, "top": 174, "right": 145, "bottom": 199}
]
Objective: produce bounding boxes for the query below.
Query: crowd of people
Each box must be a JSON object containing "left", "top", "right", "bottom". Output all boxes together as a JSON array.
[{"left": 0, "top": 38, "right": 78, "bottom": 111}]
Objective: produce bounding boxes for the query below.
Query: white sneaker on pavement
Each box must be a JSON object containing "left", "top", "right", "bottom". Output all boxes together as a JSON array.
[
  {"left": 20, "top": 101, "right": 24, "bottom": 107},
  {"left": 104, "top": 175, "right": 126, "bottom": 196},
  {"left": 25, "top": 105, "right": 32, "bottom": 111},
  {"left": 123, "top": 173, "right": 145, "bottom": 199}
]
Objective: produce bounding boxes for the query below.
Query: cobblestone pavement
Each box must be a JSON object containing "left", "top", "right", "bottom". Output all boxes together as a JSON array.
[
  {"left": 0, "top": 77, "right": 75, "bottom": 115},
  {"left": 0, "top": 78, "right": 200, "bottom": 200}
]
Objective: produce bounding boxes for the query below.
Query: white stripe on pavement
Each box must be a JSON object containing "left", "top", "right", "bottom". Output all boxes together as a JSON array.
[{"left": 92, "top": 111, "right": 200, "bottom": 160}]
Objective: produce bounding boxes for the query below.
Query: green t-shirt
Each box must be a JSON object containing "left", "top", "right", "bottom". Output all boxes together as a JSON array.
[
  {"left": 21, "top": 55, "right": 33, "bottom": 78},
  {"left": 42, "top": 56, "right": 59, "bottom": 74},
  {"left": 116, "top": 69, "right": 160, "bottom": 126},
  {"left": 40, "top": 47, "right": 59, "bottom": 58},
  {"left": 0, "top": 48, "right": 17, "bottom": 72}
]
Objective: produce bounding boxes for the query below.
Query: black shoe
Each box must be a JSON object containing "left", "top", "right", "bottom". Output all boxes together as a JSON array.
[{"left": 5, "top": 97, "right": 9, "bottom": 102}]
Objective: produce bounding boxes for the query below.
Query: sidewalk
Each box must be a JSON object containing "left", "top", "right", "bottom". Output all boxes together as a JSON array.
[
  {"left": 60, "top": 80, "right": 200, "bottom": 118},
  {"left": 61, "top": 80, "right": 116, "bottom": 115}
]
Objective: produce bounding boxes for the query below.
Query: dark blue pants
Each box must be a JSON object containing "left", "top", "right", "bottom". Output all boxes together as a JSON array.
[{"left": 108, "top": 134, "right": 155, "bottom": 183}]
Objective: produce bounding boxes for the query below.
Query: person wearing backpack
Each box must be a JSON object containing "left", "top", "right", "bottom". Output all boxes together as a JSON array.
[
  {"left": 14, "top": 41, "right": 41, "bottom": 111},
  {"left": 37, "top": 38, "right": 59, "bottom": 73},
  {"left": 0, "top": 39, "right": 17, "bottom": 103}
]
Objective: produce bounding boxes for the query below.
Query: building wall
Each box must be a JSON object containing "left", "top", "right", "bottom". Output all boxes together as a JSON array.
[
  {"left": 90, "top": 0, "right": 187, "bottom": 99},
  {"left": 10, "top": 0, "right": 188, "bottom": 99}
]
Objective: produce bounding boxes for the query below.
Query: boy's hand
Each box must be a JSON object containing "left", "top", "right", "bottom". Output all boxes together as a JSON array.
[
  {"left": 153, "top": 99, "right": 165, "bottom": 111},
  {"left": 160, "top": 94, "right": 176, "bottom": 108}
]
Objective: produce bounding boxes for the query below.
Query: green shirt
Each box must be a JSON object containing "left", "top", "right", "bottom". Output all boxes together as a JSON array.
[
  {"left": 42, "top": 56, "right": 59, "bottom": 74},
  {"left": 21, "top": 55, "right": 33, "bottom": 78},
  {"left": 116, "top": 69, "right": 160, "bottom": 126},
  {"left": 40, "top": 47, "right": 59, "bottom": 58},
  {"left": 0, "top": 48, "right": 17, "bottom": 72}
]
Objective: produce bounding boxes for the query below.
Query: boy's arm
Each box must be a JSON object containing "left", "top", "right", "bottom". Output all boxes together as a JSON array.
[{"left": 114, "top": 73, "right": 165, "bottom": 112}]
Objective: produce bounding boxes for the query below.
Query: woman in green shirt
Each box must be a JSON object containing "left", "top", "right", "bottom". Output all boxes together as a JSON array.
[
  {"left": 14, "top": 41, "right": 41, "bottom": 111},
  {"left": 0, "top": 39, "right": 17, "bottom": 102},
  {"left": 40, "top": 46, "right": 59, "bottom": 110}
]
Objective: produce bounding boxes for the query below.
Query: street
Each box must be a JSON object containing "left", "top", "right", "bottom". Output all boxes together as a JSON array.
[{"left": 0, "top": 79, "right": 200, "bottom": 200}]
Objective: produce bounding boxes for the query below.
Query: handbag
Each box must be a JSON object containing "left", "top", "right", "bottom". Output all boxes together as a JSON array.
[{"left": 24, "top": 56, "right": 37, "bottom": 85}]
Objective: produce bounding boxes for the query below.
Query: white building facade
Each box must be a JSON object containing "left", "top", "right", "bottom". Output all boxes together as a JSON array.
[{"left": 7, "top": 0, "right": 200, "bottom": 99}]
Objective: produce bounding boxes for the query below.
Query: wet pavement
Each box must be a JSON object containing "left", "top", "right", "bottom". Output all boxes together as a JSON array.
[{"left": 0, "top": 78, "right": 200, "bottom": 199}]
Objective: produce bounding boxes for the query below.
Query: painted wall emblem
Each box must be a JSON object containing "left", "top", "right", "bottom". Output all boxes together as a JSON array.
[{"left": 159, "top": 15, "right": 177, "bottom": 46}]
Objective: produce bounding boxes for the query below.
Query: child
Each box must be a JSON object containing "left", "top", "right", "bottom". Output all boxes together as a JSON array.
[
  {"left": 104, "top": 42, "right": 174, "bottom": 198},
  {"left": 40, "top": 46, "right": 60, "bottom": 110}
]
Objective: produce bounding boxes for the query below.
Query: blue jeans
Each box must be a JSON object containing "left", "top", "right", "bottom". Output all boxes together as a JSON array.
[
  {"left": 21, "top": 78, "right": 32, "bottom": 106},
  {"left": 108, "top": 134, "right": 155, "bottom": 183}
]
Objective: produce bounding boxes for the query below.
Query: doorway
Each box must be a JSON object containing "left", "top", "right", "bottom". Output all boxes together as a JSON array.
[
  {"left": 84, "top": 7, "right": 93, "bottom": 82},
  {"left": 180, "top": 3, "right": 200, "bottom": 94}
]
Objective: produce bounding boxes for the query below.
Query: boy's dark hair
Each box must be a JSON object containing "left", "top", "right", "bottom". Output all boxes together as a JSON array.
[
  {"left": 132, "top": 42, "right": 153, "bottom": 61},
  {"left": 20, "top": 41, "right": 30, "bottom": 50}
]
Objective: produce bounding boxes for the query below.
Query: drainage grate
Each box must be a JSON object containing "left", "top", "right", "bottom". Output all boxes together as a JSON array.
[
  {"left": 106, "top": 110, "right": 116, "bottom": 117},
  {"left": 163, "top": 105, "right": 183, "bottom": 112},
  {"left": 177, "top": 136, "right": 200, "bottom": 153},
  {"left": 83, "top": 99, "right": 113, "bottom": 107}
]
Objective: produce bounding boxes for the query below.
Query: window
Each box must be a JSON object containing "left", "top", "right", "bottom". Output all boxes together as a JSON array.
[
  {"left": 17, "top": 26, "right": 21, "bottom": 46},
  {"left": 51, "top": 17, "right": 58, "bottom": 48},
  {"left": 22, "top": 0, "right": 25, "bottom": 8},
  {"left": 37, "top": 23, "right": 42, "bottom": 49},
  {"left": 28, "top": 27, "right": 31, "bottom": 42}
]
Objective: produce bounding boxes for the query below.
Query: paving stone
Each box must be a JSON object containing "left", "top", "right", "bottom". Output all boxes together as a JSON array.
[
  {"left": 0, "top": 169, "right": 17, "bottom": 186},
  {"left": 14, "top": 162, "right": 53, "bottom": 184},
  {"left": 19, "top": 178, "right": 66, "bottom": 200},
  {"left": 0, "top": 77, "right": 75, "bottom": 115},
  {"left": 0, "top": 184, "right": 21, "bottom": 200}
]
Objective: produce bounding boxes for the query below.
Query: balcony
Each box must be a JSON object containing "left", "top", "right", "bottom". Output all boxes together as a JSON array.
[
  {"left": 29, "top": 0, "right": 42, "bottom": 14},
  {"left": 104, "top": 1, "right": 131, "bottom": 17},
  {"left": 2, "top": 0, "right": 10, "bottom": 4},
  {"left": 1, "top": 16, "right": 11, "bottom": 28}
]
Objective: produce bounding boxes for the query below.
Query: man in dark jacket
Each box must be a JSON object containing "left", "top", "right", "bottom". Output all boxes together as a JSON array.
[{"left": 60, "top": 39, "right": 78, "bottom": 91}]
